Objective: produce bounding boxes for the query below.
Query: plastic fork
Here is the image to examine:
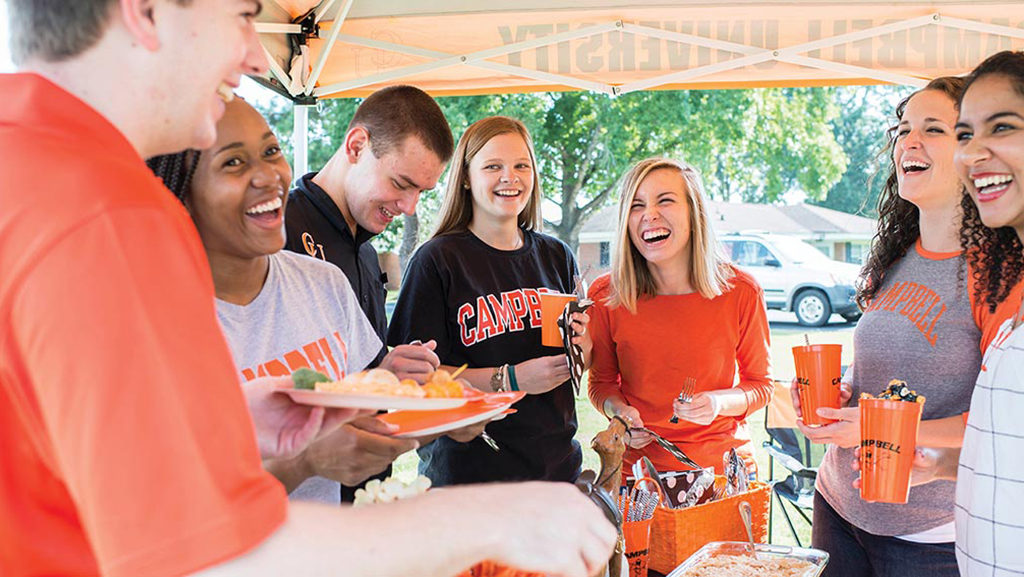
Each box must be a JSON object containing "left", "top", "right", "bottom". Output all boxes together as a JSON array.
[{"left": 669, "top": 377, "right": 697, "bottom": 423}]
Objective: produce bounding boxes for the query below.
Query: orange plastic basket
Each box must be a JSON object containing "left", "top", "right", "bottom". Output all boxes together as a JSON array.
[
  {"left": 456, "top": 561, "right": 541, "bottom": 577},
  {"left": 648, "top": 479, "right": 771, "bottom": 574}
]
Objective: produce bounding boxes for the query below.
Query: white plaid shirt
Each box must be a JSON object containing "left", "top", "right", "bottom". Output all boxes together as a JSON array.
[{"left": 956, "top": 318, "right": 1024, "bottom": 576}]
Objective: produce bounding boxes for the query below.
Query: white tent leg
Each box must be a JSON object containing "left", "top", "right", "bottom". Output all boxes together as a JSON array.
[
  {"left": 304, "top": 0, "right": 356, "bottom": 96},
  {"left": 293, "top": 104, "right": 311, "bottom": 178}
]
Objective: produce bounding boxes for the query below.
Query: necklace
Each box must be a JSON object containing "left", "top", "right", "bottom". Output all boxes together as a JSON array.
[{"left": 469, "top": 225, "right": 523, "bottom": 251}]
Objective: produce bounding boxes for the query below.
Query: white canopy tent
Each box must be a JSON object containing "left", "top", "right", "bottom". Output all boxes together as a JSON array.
[{"left": 253, "top": 1, "right": 1024, "bottom": 175}]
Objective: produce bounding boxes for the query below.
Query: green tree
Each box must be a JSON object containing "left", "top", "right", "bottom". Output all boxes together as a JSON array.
[
  {"left": 526, "top": 91, "right": 677, "bottom": 251},
  {"left": 255, "top": 87, "right": 853, "bottom": 257},
  {"left": 523, "top": 88, "right": 849, "bottom": 248},
  {"left": 813, "top": 85, "right": 911, "bottom": 217},
  {"left": 737, "top": 88, "right": 847, "bottom": 203}
]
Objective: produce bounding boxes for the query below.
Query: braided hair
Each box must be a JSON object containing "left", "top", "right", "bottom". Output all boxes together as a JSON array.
[
  {"left": 146, "top": 149, "right": 201, "bottom": 205},
  {"left": 857, "top": 76, "right": 967, "bottom": 309},
  {"left": 958, "top": 51, "right": 1024, "bottom": 312}
]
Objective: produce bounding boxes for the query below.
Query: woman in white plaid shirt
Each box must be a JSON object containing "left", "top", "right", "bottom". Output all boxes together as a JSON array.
[{"left": 954, "top": 49, "right": 1024, "bottom": 577}]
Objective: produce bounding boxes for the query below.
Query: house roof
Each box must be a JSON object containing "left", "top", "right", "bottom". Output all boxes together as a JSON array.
[{"left": 580, "top": 201, "right": 876, "bottom": 239}]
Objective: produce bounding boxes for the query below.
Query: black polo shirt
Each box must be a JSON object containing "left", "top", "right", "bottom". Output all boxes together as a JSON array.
[
  {"left": 284, "top": 173, "right": 392, "bottom": 501},
  {"left": 284, "top": 172, "right": 388, "bottom": 354}
]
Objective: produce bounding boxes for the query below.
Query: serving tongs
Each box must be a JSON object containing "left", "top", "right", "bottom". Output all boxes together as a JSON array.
[{"left": 628, "top": 427, "right": 702, "bottom": 470}]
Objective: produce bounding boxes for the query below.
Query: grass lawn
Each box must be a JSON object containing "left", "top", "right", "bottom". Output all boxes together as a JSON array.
[{"left": 391, "top": 321, "right": 855, "bottom": 548}]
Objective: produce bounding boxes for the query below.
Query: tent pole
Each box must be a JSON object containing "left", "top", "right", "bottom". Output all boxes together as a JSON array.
[
  {"left": 304, "top": 0, "right": 355, "bottom": 96},
  {"left": 262, "top": 45, "right": 300, "bottom": 97},
  {"left": 314, "top": 22, "right": 618, "bottom": 97},
  {"left": 293, "top": 104, "right": 311, "bottom": 178},
  {"left": 316, "top": 33, "right": 615, "bottom": 96},
  {"left": 315, "top": 0, "right": 342, "bottom": 24}
]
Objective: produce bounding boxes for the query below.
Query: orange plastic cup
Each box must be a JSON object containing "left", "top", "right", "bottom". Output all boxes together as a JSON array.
[
  {"left": 539, "top": 292, "right": 576, "bottom": 347},
  {"left": 623, "top": 517, "right": 654, "bottom": 577},
  {"left": 859, "top": 396, "right": 925, "bottom": 504},
  {"left": 792, "top": 344, "right": 843, "bottom": 426}
]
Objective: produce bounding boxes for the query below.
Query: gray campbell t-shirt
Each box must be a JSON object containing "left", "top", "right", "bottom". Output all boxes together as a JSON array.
[
  {"left": 217, "top": 250, "right": 382, "bottom": 504},
  {"left": 817, "top": 242, "right": 1010, "bottom": 536}
]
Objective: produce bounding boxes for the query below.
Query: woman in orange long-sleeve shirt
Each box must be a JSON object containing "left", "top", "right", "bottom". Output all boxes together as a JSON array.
[{"left": 587, "top": 157, "right": 773, "bottom": 477}]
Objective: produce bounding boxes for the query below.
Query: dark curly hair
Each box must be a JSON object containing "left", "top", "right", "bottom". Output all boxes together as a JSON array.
[
  {"left": 146, "top": 150, "right": 201, "bottom": 205},
  {"left": 857, "top": 76, "right": 968, "bottom": 309},
  {"left": 958, "top": 50, "right": 1024, "bottom": 313}
]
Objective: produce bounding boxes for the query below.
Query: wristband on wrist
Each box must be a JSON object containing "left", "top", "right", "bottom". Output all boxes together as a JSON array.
[
  {"left": 489, "top": 364, "right": 507, "bottom": 393},
  {"left": 507, "top": 364, "right": 519, "bottom": 392}
]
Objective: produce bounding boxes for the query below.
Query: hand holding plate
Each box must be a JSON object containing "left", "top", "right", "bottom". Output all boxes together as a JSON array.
[{"left": 243, "top": 376, "right": 365, "bottom": 460}]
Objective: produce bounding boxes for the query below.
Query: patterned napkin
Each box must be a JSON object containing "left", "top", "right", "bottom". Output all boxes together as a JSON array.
[
  {"left": 724, "top": 448, "right": 751, "bottom": 496},
  {"left": 557, "top": 299, "right": 593, "bottom": 395}
]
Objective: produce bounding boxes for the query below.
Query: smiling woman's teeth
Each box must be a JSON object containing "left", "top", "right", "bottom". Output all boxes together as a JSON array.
[
  {"left": 642, "top": 229, "right": 670, "bottom": 242},
  {"left": 217, "top": 84, "right": 235, "bottom": 103},
  {"left": 901, "top": 160, "right": 930, "bottom": 172},
  {"left": 495, "top": 189, "right": 520, "bottom": 197},
  {"left": 245, "top": 197, "right": 282, "bottom": 215},
  {"left": 974, "top": 174, "right": 1014, "bottom": 190},
  {"left": 381, "top": 207, "right": 395, "bottom": 218}
]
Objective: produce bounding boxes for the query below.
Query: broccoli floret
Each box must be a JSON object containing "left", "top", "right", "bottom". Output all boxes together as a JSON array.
[{"left": 292, "top": 368, "right": 330, "bottom": 390}]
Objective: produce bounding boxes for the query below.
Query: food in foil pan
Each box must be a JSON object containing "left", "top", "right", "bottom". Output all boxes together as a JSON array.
[
  {"left": 668, "top": 542, "right": 829, "bottom": 577},
  {"left": 681, "top": 555, "right": 816, "bottom": 577}
]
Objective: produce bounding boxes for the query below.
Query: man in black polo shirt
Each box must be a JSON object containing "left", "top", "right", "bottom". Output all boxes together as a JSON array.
[{"left": 284, "top": 85, "right": 455, "bottom": 501}]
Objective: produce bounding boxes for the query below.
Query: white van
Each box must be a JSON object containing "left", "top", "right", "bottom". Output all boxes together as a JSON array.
[{"left": 721, "top": 232, "right": 862, "bottom": 326}]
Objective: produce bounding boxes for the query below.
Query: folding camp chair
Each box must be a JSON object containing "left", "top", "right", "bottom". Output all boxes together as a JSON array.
[{"left": 763, "top": 379, "right": 819, "bottom": 547}]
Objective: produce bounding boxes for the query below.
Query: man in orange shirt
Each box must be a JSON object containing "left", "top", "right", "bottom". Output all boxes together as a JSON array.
[{"left": 0, "top": 2, "right": 615, "bottom": 577}]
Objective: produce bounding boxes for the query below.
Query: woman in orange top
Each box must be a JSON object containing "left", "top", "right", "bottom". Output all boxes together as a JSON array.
[{"left": 587, "top": 157, "right": 773, "bottom": 477}]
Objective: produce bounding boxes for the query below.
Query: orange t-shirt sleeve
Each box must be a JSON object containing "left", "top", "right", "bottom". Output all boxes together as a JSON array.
[
  {"left": 733, "top": 276, "right": 773, "bottom": 418},
  {"left": 587, "top": 277, "right": 621, "bottom": 416},
  {"left": 970, "top": 270, "right": 1024, "bottom": 352},
  {"left": 11, "top": 208, "right": 286, "bottom": 577}
]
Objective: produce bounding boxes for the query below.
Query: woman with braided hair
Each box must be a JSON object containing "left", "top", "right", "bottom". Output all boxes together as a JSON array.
[
  {"left": 147, "top": 98, "right": 491, "bottom": 505},
  {"left": 147, "top": 99, "right": 393, "bottom": 504}
]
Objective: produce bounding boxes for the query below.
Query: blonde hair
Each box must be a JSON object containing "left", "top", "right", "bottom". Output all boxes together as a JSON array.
[
  {"left": 609, "top": 157, "right": 734, "bottom": 313},
  {"left": 433, "top": 116, "right": 543, "bottom": 237}
]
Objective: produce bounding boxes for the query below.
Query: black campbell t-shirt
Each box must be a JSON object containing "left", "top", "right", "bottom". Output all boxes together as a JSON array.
[{"left": 387, "top": 229, "right": 582, "bottom": 486}]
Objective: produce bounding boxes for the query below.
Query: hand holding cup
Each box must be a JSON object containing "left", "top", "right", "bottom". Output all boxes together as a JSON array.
[{"left": 792, "top": 344, "right": 843, "bottom": 426}]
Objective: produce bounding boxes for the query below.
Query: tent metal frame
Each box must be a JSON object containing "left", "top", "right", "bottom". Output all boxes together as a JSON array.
[{"left": 253, "top": 4, "right": 1024, "bottom": 176}]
